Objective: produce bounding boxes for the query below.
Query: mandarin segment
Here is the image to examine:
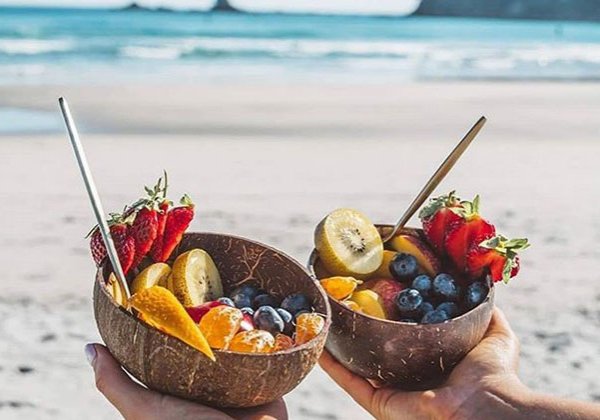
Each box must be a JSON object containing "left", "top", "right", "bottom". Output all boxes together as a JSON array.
[
  {"left": 128, "top": 286, "right": 215, "bottom": 361},
  {"left": 198, "top": 306, "right": 243, "bottom": 349},
  {"left": 273, "top": 334, "right": 295, "bottom": 352},
  {"left": 319, "top": 276, "right": 361, "bottom": 300},
  {"left": 295, "top": 313, "right": 325, "bottom": 345},
  {"left": 228, "top": 330, "right": 275, "bottom": 353}
]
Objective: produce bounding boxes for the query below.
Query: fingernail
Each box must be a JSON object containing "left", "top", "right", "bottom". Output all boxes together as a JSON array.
[{"left": 84, "top": 344, "right": 97, "bottom": 366}]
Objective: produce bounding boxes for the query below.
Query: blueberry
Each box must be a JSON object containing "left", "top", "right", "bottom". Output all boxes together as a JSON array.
[
  {"left": 412, "top": 275, "right": 432, "bottom": 298},
  {"left": 433, "top": 274, "right": 460, "bottom": 302},
  {"left": 276, "top": 308, "right": 294, "bottom": 335},
  {"left": 253, "top": 293, "right": 279, "bottom": 309},
  {"left": 417, "top": 301, "right": 435, "bottom": 317},
  {"left": 253, "top": 306, "right": 284, "bottom": 335},
  {"left": 240, "top": 307, "right": 254, "bottom": 316},
  {"left": 464, "top": 282, "right": 489, "bottom": 310},
  {"left": 395, "top": 289, "right": 423, "bottom": 316},
  {"left": 230, "top": 285, "right": 260, "bottom": 309},
  {"left": 217, "top": 297, "right": 235, "bottom": 307},
  {"left": 281, "top": 293, "right": 312, "bottom": 316},
  {"left": 421, "top": 309, "right": 450, "bottom": 324},
  {"left": 390, "top": 253, "right": 419, "bottom": 282},
  {"left": 436, "top": 302, "right": 459, "bottom": 318}
]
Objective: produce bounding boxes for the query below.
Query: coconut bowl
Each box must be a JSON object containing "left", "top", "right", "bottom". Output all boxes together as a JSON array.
[
  {"left": 94, "top": 232, "right": 331, "bottom": 408},
  {"left": 307, "top": 225, "right": 494, "bottom": 390}
]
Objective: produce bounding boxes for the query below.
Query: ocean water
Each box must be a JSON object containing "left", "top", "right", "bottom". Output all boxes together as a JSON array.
[{"left": 1, "top": 7, "right": 600, "bottom": 84}]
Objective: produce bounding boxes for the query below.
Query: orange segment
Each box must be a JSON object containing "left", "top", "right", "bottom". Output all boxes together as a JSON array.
[
  {"left": 199, "top": 306, "right": 243, "bottom": 350},
  {"left": 273, "top": 334, "right": 295, "bottom": 352},
  {"left": 319, "top": 276, "right": 361, "bottom": 300},
  {"left": 228, "top": 330, "right": 274, "bottom": 353},
  {"left": 295, "top": 313, "right": 325, "bottom": 345},
  {"left": 129, "top": 286, "right": 215, "bottom": 361}
]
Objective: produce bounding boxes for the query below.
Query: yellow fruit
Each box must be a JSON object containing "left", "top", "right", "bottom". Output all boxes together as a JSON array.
[
  {"left": 199, "top": 306, "right": 243, "bottom": 350},
  {"left": 106, "top": 273, "right": 127, "bottom": 307},
  {"left": 372, "top": 250, "right": 397, "bottom": 278},
  {"left": 342, "top": 300, "right": 362, "bottom": 312},
  {"left": 295, "top": 313, "right": 325, "bottom": 345},
  {"left": 131, "top": 263, "right": 171, "bottom": 294},
  {"left": 129, "top": 286, "right": 215, "bottom": 361},
  {"left": 229, "top": 330, "right": 275, "bottom": 353},
  {"left": 273, "top": 334, "right": 295, "bottom": 352},
  {"left": 319, "top": 276, "right": 362, "bottom": 300},
  {"left": 314, "top": 208, "right": 383, "bottom": 277},
  {"left": 349, "top": 290, "right": 386, "bottom": 319},
  {"left": 171, "top": 249, "right": 223, "bottom": 307},
  {"left": 389, "top": 235, "right": 441, "bottom": 276}
]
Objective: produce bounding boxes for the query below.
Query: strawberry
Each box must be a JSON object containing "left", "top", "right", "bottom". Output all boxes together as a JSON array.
[
  {"left": 444, "top": 196, "right": 496, "bottom": 272},
  {"left": 150, "top": 200, "right": 170, "bottom": 262},
  {"left": 130, "top": 207, "right": 159, "bottom": 268},
  {"left": 466, "top": 235, "right": 529, "bottom": 283},
  {"left": 152, "top": 195, "right": 194, "bottom": 262},
  {"left": 89, "top": 217, "right": 136, "bottom": 275},
  {"left": 419, "top": 191, "right": 464, "bottom": 255}
]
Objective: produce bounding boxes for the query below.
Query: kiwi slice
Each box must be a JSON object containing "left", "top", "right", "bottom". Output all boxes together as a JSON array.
[{"left": 314, "top": 208, "right": 383, "bottom": 277}]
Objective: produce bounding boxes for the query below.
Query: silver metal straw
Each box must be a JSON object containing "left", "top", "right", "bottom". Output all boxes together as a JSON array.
[
  {"left": 382, "top": 116, "right": 487, "bottom": 243},
  {"left": 58, "top": 97, "right": 131, "bottom": 299}
]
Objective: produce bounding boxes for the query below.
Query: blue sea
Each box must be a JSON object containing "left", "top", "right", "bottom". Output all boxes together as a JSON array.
[{"left": 1, "top": 7, "right": 600, "bottom": 84}]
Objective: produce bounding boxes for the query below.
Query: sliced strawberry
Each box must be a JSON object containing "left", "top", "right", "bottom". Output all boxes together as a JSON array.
[
  {"left": 150, "top": 200, "right": 170, "bottom": 262},
  {"left": 130, "top": 207, "right": 159, "bottom": 268},
  {"left": 89, "top": 221, "right": 136, "bottom": 275},
  {"left": 153, "top": 195, "right": 195, "bottom": 262},
  {"left": 444, "top": 196, "right": 496, "bottom": 272},
  {"left": 419, "top": 191, "right": 464, "bottom": 255},
  {"left": 466, "top": 235, "right": 529, "bottom": 283}
]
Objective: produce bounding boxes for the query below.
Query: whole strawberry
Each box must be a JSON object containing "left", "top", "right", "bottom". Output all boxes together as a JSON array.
[
  {"left": 419, "top": 191, "right": 464, "bottom": 255},
  {"left": 89, "top": 216, "right": 136, "bottom": 275},
  {"left": 152, "top": 195, "right": 195, "bottom": 262},
  {"left": 466, "top": 235, "right": 529, "bottom": 283}
]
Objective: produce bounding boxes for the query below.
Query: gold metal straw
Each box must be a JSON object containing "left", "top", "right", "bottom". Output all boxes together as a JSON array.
[
  {"left": 58, "top": 97, "right": 131, "bottom": 299},
  {"left": 382, "top": 116, "right": 487, "bottom": 243}
]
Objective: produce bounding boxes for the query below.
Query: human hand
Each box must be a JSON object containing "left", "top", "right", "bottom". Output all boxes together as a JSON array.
[
  {"left": 85, "top": 343, "right": 287, "bottom": 420},
  {"left": 319, "top": 307, "right": 525, "bottom": 420}
]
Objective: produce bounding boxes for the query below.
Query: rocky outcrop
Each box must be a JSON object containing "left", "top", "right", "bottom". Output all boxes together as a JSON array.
[{"left": 414, "top": 0, "right": 600, "bottom": 21}]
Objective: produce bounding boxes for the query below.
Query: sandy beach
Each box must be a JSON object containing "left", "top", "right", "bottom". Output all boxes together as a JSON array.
[{"left": 1, "top": 81, "right": 599, "bottom": 419}]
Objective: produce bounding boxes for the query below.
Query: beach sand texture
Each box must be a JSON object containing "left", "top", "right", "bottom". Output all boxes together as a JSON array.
[{"left": 1, "top": 82, "right": 599, "bottom": 419}]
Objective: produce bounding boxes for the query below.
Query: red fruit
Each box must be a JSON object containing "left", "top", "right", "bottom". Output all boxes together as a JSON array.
[
  {"left": 130, "top": 207, "right": 159, "bottom": 268},
  {"left": 89, "top": 221, "right": 136, "bottom": 275},
  {"left": 185, "top": 301, "right": 223, "bottom": 323},
  {"left": 419, "top": 191, "right": 464, "bottom": 255},
  {"left": 240, "top": 313, "right": 255, "bottom": 332},
  {"left": 360, "top": 278, "right": 405, "bottom": 320},
  {"left": 466, "top": 235, "right": 529, "bottom": 283},
  {"left": 150, "top": 200, "right": 170, "bottom": 262},
  {"left": 444, "top": 196, "right": 496, "bottom": 272},
  {"left": 153, "top": 195, "right": 195, "bottom": 262}
]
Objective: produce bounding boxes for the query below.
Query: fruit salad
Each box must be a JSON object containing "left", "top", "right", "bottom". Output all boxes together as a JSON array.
[
  {"left": 90, "top": 174, "right": 324, "bottom": 360},
  {"left": 315, "top": 191, "right": 529, "bottom": 324}
]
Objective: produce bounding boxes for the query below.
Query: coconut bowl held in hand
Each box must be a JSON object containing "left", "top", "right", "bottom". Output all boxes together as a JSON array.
[
  {"left": 90, "top": 174, "right": 330, "bottom": 408},
  {"left": 308, "top": 191, "right": 529, "bottom": 389}
]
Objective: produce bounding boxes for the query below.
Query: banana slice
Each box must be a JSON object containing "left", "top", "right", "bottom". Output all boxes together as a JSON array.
[
  {"left": 106, "top": 273, "right": 127, "bottom": 307},
  {"left": 171, "top": 249, "right": 224, "bottom": 307},
  {"left": 314, "top": 208, "right": 383, "bottom": 277},
  {"left": 131, "top": 263, "right": 171, "bottom": 294}
]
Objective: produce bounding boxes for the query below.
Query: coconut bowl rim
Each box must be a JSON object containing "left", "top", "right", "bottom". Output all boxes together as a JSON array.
[
  {"left": 96, "top": 230, "right": 332, "bottom": 358},
  {"left": 307, "top": 224, "right": 495, "bottom": 327}
]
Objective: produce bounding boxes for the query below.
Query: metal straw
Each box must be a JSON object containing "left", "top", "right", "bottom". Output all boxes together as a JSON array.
[
  {"left": 58, "top": 97, "right": 131, "bottom": 299},
  {"left": 382, "top": 116, "right": 487, "bottom": 243}
]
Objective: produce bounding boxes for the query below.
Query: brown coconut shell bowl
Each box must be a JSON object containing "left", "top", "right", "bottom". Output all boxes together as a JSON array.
[
  {"left": 94, "top": 232, "right": 331, "bottom": 408},
  {"left": 308, "top": 225, "right": 494, "bottom": 390}
]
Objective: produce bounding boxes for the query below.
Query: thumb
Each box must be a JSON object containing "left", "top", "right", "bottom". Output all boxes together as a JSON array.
[{"left": 86, "top": 343, "right": 159, "bottom": 419}]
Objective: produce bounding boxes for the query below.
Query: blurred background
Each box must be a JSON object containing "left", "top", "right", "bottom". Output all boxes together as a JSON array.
[{"left": 0, "top": 1, "right": 599, "bottom": 419}]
